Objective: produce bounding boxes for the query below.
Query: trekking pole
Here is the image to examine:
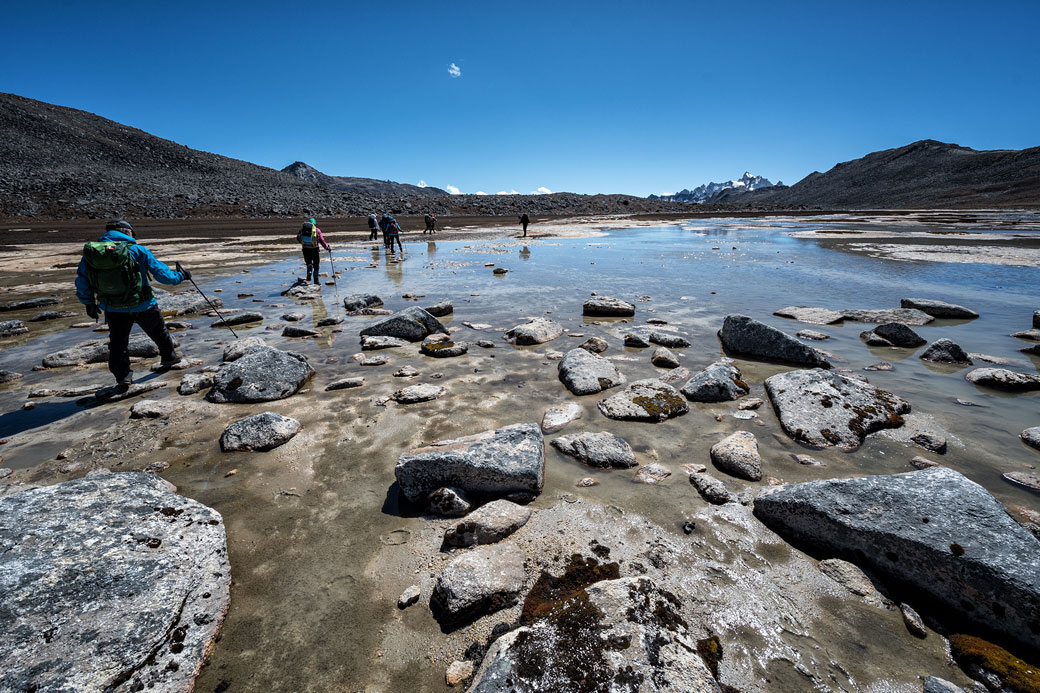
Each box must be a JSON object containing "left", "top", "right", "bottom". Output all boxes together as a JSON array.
[
  {"left": 176, "top": 262, "right": 238, "bottom": 338},
  {"left": 327, "top": 249, "right": 341, "bottom": 310}
]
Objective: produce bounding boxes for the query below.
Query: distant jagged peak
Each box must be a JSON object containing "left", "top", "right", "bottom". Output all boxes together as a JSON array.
[{"left": 653, "top": 171, "right": 777, "bottom": 203}]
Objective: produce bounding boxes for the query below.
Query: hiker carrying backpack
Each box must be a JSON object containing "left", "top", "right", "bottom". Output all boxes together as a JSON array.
[
  {"left": 75, "top": 219, "right": 188, "bottom": 388},
  {"left": 296, "top": 217, "right": 331, "bottom": 284}
]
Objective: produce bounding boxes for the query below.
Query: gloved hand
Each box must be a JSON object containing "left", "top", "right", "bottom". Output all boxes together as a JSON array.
[
  {"left": 175, "top": 261, "right": 191, "bottom": 281},
  {"left": 85, "top": 303, "right": 99, "bottom": 320}
]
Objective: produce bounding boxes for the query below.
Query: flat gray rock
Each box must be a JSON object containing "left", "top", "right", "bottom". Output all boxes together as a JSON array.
[
  {"left": 326, "top": 376, "right": 364, "bottom": 391},
  {"left": 540, "top": 402, "right": 582, "bottom": 433},
  {"left": 206, "top": 346, "right": 314, "bottom": 403},
  {"left": 718, "top": 314, "right": 831, "bottom": 368},
  {"left": 923, "top": 677, "right": 966, "bottom": 693},
  {"left": 0, "top": 369, "right": 23, "bottom": 384},
  {"left": 598, "top": 379, "right": 689, "bottom": 422},
  {"left": 178, "top": 373, "right": 214, "bottom": 395},
  {"left": 965, "top": 367, "right": 1040, "bottom": 392},
  {"left": 30, "top": 310, "right": 77, "bottom": 321},
  {"left": 551, "top": 431, "right": 637, "bottom": 468},
  {"left": 360, "top": 335, "right": 409, "bottom": 350},
  {"left": 0, "top": 320, "right": 28, "bottom": 338},
  {"left": 468, "top": 576, "right": 719, "bottom": 693},
  {"left": 0, "top": 296, "right": 60, "bottom": 312},
  {"left": 280, "top": 280, "right": 321, "bottom": 300},
  {"left": 0, "top": 472, "right": 229, "bottom": 693},
  {"left": 360, "top": 306, "right": 448, "bottom": 342},
  {"left": 753, "top": 467, "right": 1040, "bottom": 656},
  {"left": 211, "top": 311, "right": 262, "bottom": 328},
  {"left": 315, "top": 317, "right": 342, "bottom": 327},
  {"left": 658, "top": 366, "right": 691, "bottom": 385},
  {"left": 220, "top": 411, "right": 301, "bottom": 451},
  {"left": 282, "top": 325, "right": 320, "bottom": 338},
  {"left": 680, "top": 360, "right": 749, "bottom": 402},
  {"left": 920, "top": 338, "right": 972, "bottom": 365},
  {"left": 578, "top": 336, "right": 608, "bottom": 353},
  {"left": 155, "top": 288, "right": 219, "bottom": 317},
  {"left": 393, "top": 383, "right": 447, "bottom": 403},
  {"left": 860, "top": 330, "right": 893, "bottom": 347},
  {"left": 505, "top": 317, "right": 563, "bottom": 345},
  {"left": 431, "top": 543, "right": 526, "bottom": 627},
  {"left": 651, "top": 346, "right": 680, "bottom": 368},
  {"left": 690, "top": 471, "right": 734, "bottom": 505},
  {"left": 43, "top": 334, "right": 168, "bottom": 368},
  {"left": 1003, "top": 471, "right": 1040, "bottom": 492},
  {"left": 28, "top": 383, "right": 105, "bottom": 398},
  {"left": 872, "top": 322, "right": 926, "bottom": 347},
  {"left": 900, "top": 298, "right": 978, "bottom": 319},
  {"left": 627, "top": 326, "right": 691, "bottom": 348},
  {"left": 343, "top": 294, "right": 383, "bottom": 313},
  {"left": 129, "top": 399, "right": 181, "bottom": 419},
  {"left": 1022, "top": 427, "right": 1040, "bottom": 451},
  {"left": 1012, "top": 328, "right": 1040, "bottom": 341},
  {"left": 840, "top": 308, "right": 934, "bottom": 325},
  {"left": 774, "top": 306, "right": 845, "bottom": 324},
  {"left": 443, "top": 500, "right": 533, "bottom": 547},
  {"left": 634, "top": 462, "right": 672, "bottom": 484},
  {"left": 222, "top": 336, "right": 267, "bottom": 362},
  {"left": 93, "top": 381, "right": 167, "bottom": 403},
  {"left": 764, "top": 368, "right": 910, "bottom": 450},
  {"left": 394, "top": 423, "right": 545, "bottom": 502},
  {"left": 281, "top": 312, "right": 305, "bottom": 322},
  {"left": 557, "top": 348, "right": 625, "bottom": 395},
  {"left": 424, "top": 299, "right": 453, "bottom": 317},
  {"left": 428, "top": 487, "right": 473, "bottom": 517},
  {"left": 420, "top": 334, "right": 468, "bottom": 357},
  {"left": 710, "top": 431, "right": 762, "bottom": 481},
  {"left": 583, "top": 296, "right": 636, "bottom": 317},
  {"left": 797, "top": 329, "right": 831, "bottom": 340}
]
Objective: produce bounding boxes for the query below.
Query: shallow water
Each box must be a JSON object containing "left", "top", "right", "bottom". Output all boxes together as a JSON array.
[{"left": 2, "top": 215, "right": 1039, "bottom": 691}]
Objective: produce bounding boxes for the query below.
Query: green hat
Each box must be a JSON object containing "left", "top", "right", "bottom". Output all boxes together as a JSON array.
[{"left": 308, "top": 217, "right": 317, "bottom": 225}]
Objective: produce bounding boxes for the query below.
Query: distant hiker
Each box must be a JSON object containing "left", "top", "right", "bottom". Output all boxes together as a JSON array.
[
  {"left": 368, "top": 213, "right": 379, "bottom": 241},
  {"left": 423, "top": 213, "right": 436, "bottom": 234},
  {"left": 75, "top": 219, "right": 188, "bottom": 389},
  {"left": 519, "top": 213, "right": 530, "bottom": 237},
  {"left": 297, "top": 217, "right": 331, "bottom": 284},
  {"left": 384, "top": 215, "right": 404, "bottom": 254}
]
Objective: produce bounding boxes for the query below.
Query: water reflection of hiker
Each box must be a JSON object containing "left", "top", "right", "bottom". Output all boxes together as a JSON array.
[
  {"left": 384, "top": 215, "right": 404, "bottom": 255},
  {"left": 427, "top": 241, "right": 437, "bottom": 258},
  {"left": 367, "top": 213, "right": 379, "bottom": 241},
  {"left": 520, "top": 245, "right": 531, "bottom": 260},
  {"left": 75, "top": 219, "right": 188, "bottom": 389},
  {"left": 297, "top": 217, "right": 331, "bottom": 284},
  {"left": 519, "top": 213, "right": 530, "bottom": 237}
]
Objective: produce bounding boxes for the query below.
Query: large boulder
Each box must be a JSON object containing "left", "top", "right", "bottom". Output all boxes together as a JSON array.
[
  {"left": 753, "top": 467, "right": 1040, "bottom": 655},
  {"left": 841, "top": 308, "right": 934, "bottom": 325},
  {"left": 1022, "top": 427, "right": 1040, "bottom": 452},
  {"left": 42, "top": 334, "right": 173, "bottom": 368},
  {"left": 965, "top": 368, "right": 1040, "bottom": 392},
  {"left": 431, "top": 543, "right": 526, "bottom": 627},
  {"left": 764, "top": 369, "right": 910, "bottom": 450},
  {"left": 583, "top": 296, "right": 635, "bottom": 317},
  {"left": 718, "top": 315, "right": 831, "bottom": 368},
  {"left": 920, "top": 338, "right": 972, "bottom": 365},
  {"left": 551, "top": 431, "right": 637, "bottom": 468},
  {"left": 0, "top": 320, "right": 28, "bottom": 338},
  {"left": 154, "top": 288, "right": 219, "bottom": 317},
  {"left": 598, "top": 379, "right": 689, "bottom": 422},
  {"left": 557, "top": 348, "right": 626, "bottom": 395},
  {"left": 901, "top": 298, "right": 978, "bottom": 319},
  {"left": 680, "top": 360, "right": 749, "bottom": 402},
  {"left": 0, "top": 472, "right": 229, "bottom": 692},
  {"left": 505, "top": 317, "right": 563, "bottom": 345},
  {"left": 0, "top": 296, "right": 60, "bottom": 312},
  {"left": 773, "top": 306, "right": 845, "bottom": 324},
  {"left": 872, "top": 322, "right": 926, "bottom": 347},
  {"left": 343, "top": 294, "right": 383, "bottom": 313},
  {"left": 220, "top": 412, "right": 301, "bottom": 451},
  {"left": 359, "top": 306, "right": 448, "bottom": 342},
  {"left": 394, "top": 423, "right": 545, "bottom": 502},
  {"left": 468, "top": 576, "right": 720, "bottom": 693},
  {"left": 206, "top": 346, "right": 314, "bottom": 403}
]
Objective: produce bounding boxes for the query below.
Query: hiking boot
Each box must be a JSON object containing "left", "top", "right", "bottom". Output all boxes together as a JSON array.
[
  {"left": 116, "top": 370, "right": 134, "bottom": 390},
  {"left": 313, "top": 276, "right": 320, "bottom": 285}
]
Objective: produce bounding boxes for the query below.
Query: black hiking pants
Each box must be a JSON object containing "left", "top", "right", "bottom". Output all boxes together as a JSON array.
[
  {"left": 369, "top": 226, "right": 379, "bottom": 240},
  {"left": 302, "top": 246, "right": 320, "bottom": 279},
  {"left": 107, "top": 306, "right": 176, "bottom": 381}
]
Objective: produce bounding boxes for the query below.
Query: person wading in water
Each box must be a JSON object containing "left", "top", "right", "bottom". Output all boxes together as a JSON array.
[
  {"left": 519, "top": 212, "right": 530, "bottom": 237},
  {"left": 297, "top": 217, "right": 331, "bottom": 284},
  {"left": 75, "top": 219, "right": 189, "bottom": 389}
]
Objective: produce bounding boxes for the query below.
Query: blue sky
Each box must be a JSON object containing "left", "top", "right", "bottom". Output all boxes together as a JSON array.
[{"left": 2, "top": 0, "right": 1038, "bottom": 196}]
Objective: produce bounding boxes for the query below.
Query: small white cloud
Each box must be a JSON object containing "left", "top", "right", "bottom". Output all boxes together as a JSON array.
[
  {"left": 445, "top": 184, "right": 461, "bottom": 195},
  {"left": 448, "top": 63, "right": 461, "bottom": 78},
  {"left": 475, "top": 191, "right": 488, "bottom": 196},
  {"left": 496, "top": 190, "right": 520, "bottom": 195},
  {"left": 533, "top": 186, "right": 552, "bottom": 195},
  {"left": 417, "top": 180, "right": 427, "bottom": 188}
]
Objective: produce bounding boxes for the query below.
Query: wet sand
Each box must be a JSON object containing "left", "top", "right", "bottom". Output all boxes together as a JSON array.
[{"left": 2, "top": 211, "right": 1039, "bottom": 691}]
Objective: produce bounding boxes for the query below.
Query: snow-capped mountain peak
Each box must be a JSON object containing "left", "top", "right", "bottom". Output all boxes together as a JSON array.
[{"left": 650, "top": 172, "right": 776, "bottom": 202}]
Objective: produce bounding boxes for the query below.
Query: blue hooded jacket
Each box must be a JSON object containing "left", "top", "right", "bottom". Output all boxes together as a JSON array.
[{"left": 75, "top": 230, "right": 186, "bottom": 313}]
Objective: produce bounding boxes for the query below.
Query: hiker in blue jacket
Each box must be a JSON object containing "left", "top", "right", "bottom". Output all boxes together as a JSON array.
[{"left": 75, "top": 219, "right": 188, "bottom": 388}]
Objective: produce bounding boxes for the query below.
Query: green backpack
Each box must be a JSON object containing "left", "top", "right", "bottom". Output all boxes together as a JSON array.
[{"left": 82, "top": 241, "right": 150, "bottom": 309}]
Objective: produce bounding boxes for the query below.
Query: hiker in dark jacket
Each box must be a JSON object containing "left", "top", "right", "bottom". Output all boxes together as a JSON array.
[
  {"left": 296, "top": 217, "right": 331, "bottom": 284},
  {"left": 519, "top": 213, "right": 530, "bottom": 237},
  {"left": 384, "top": 215, "right": 404, "bottom": 254},
  {"left": 75, "top": 219, "right": 188, "bottom": 388},
  {"left": 368, "top": 213, "right": 379, "bottom": 241}
]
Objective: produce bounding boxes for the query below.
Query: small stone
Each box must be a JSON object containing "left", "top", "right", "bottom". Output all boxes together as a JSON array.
[
  {"left": 420, "top": 333, "right": 468, "bottom": 358},
  {"left": 541, "top": 403, "right": 582, "bottom": 433},
  {"left": 393, "top": 383, "right": 447, "bottom": 404},
  {"left": 361, "top": 335, "right": 409, "bottom": 350},
  {"left": 326, "top": 377, "right": 364, "bottom": 391},
  {"left": 794, "top": 454, "right": 822, "bottom": 466},
  {"left": 634, "top": 463, "right": 671, "bottom": 484},
  {"left": 920, "top": 338, "right": 972, "bottom": 365},
  {"left": 552, "top": 431, "right": 636, "bottom": 468},
  {"left": 445, "top": 660, "right": 475, "bottom": 687},
  {"left": 651, "top": 347, "right": 680, "bottom": 369},
  {"left": 818, "top": 558, "right": 880, "bottom": 599},
  {"left": 860, "top": 330, "right": 893, "bottom": 347},
  {"left": 690, "top": 472, "right": 733, "bottom": 505},
  {"left": 1002, "top": 471, "right": 1040, "bottom": 492},
  {"left": 316, "top": 317, "right": 343, "bottom": 327},
  {"left": 398, "top": 585, "right": 421, "bottom": 610},
  {"left": 352, "top": 353, "right": 388, "bottom": 366},
  {"left": 710, "top": 431, "right": 762, "bottom": 481},
  {"left": 576, "top": 477, "right": 598, "bottom": 487},
  {"left": 220, "top": 412, "right": 301, "bottom": 452},
  {"left": 864, "top": 362, "right": 894, "bottom": 371},
  {"left": 911, "top": 432, "right": 947, "bottom": 455},
  {"left": 1021, "top": 427, "right": 1040, "bottom": 451},
  {"left": 129, "top": 399, "right": 180, "bottom": 419},
  {"left": 578, "top": 336, "right": 608, "bottom": 353},
  {"left": 282, "top": 325, "right": 320, "bottom": 338},
  {"left": 738, "top": 397, "right": 764, "bottom": 410},
  {"left": 899, "top": 602, "right": 927, "bottom": 638},
  {"left": 477, "top": 339, "right": 495, "bottom": 348},
  {"left": 624, "top": 332, "right": 651, "bottom": 348},
  {"left": 493, "top": 267, "right": 508, "bottom": 275},
  {"left": 797, "top": 329, "right": 831, "bottom": 341},
  {"left": 282, "top": 312, "right": 305, "bottom": 322},
  {"left": 393, "top": 366, "right": 420, "bottom": 378},
  {"left": 443, "top": 499, "right": 532, "bottom": 547}
]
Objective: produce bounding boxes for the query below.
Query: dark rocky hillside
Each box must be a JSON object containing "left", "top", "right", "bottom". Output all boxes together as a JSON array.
[
  {"left": 719, "top": 140, "right": 1040, "bottom": 208},
  {"left": 281, "top": 161, "right": 448, "bottom": 197},
  {"left": 0, "top": 93, "right": 688, "bottom": 220}
]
